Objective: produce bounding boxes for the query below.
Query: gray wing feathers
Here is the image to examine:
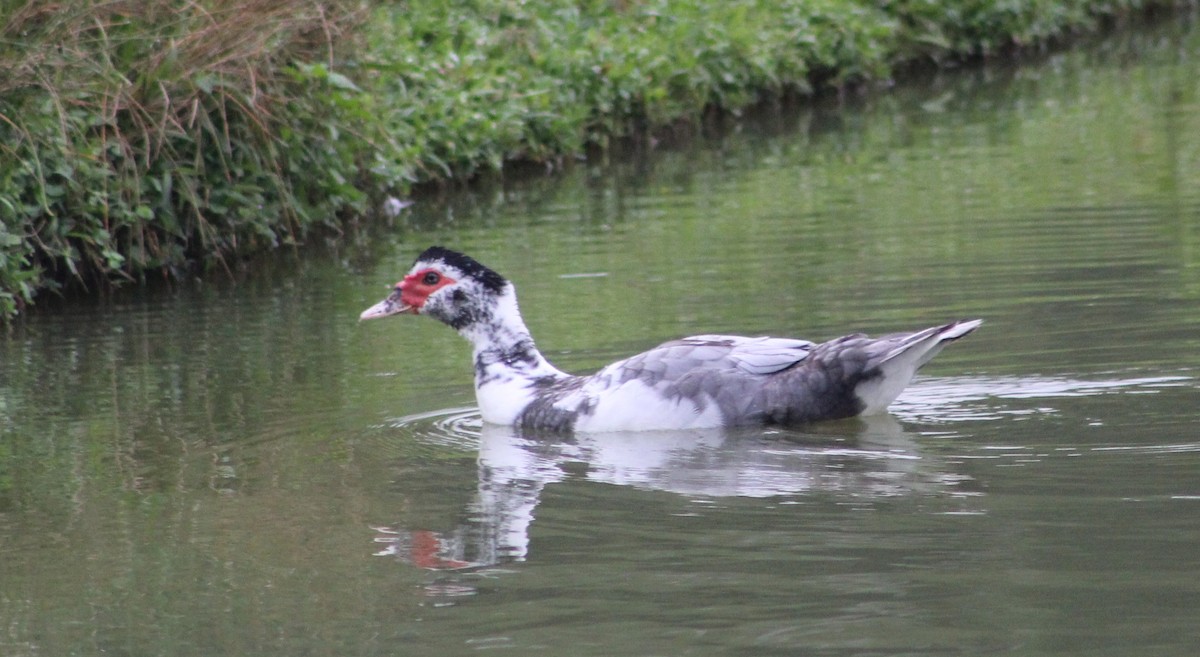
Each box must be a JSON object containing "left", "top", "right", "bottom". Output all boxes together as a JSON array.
[
  {"left": 658, "top": 335, "right": 814, "bottom": 375},
  {"left": 537, "top": 321, "right": 980, "bottom": 431},
  {"left": 574, "top": 335, "right": 815, "bottom": 425}
]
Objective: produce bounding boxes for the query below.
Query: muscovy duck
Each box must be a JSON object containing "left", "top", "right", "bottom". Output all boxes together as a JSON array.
[{"left": 361, "top": 246, "right": 981, "bottom": 433}]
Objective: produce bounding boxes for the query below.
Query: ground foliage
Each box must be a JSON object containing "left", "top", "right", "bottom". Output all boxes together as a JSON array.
[{"left": 0, "top": 0, "right": 1187, "bottom": 316}]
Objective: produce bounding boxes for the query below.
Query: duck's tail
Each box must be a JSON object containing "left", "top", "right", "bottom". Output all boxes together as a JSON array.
[{"left": 854, "top": 319, "right": 983, "bottom": 415}]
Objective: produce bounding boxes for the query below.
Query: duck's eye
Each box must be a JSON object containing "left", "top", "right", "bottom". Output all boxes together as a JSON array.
[{"left": 422, "top": 271, "right": 441, "bottom": 286}]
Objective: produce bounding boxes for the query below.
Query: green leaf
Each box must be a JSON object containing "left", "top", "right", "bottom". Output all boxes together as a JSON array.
[{"left": 326, "top": 71, "right": 362, "bottom": 92}]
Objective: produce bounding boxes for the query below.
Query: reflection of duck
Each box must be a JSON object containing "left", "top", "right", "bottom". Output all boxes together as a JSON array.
[
  {"left": 375, "top": 417, "right": 960, "bottom": 571},
  {"left": 361, "top": 247, "right": 981, "bottom": 433}
]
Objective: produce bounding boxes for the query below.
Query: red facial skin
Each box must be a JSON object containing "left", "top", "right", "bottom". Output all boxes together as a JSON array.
[{"left": 397, "top": 268, "right": 457, "bottom": 313}]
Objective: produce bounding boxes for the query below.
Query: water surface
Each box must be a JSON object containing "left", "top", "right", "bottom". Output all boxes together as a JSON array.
[{"left": 3, "top": 18, "right": 1200, "bottom": 657}]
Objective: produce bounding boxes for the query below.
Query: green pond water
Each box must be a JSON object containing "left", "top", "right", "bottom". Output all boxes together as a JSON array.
[{"left": 3, "top": 18, "right": 1200, "bottom": 657}]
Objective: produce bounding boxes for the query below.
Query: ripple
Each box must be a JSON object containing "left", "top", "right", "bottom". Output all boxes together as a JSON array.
[
  {"left": 1090, "top": 443, "right": 1200, "bottom": 455},
  {"left": 383, "top": 406, "right": 483, "bottom": 451},
  {"left": 892, "top": 373, "right": 1194, "bottom": 423}
]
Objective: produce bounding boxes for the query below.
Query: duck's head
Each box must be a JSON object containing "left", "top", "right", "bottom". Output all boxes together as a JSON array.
[{"left": 359, "top": 246, "right": 510, "bottom": 330}]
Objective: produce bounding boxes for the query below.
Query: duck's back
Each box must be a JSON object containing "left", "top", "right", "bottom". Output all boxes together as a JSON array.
[
  {"left": 519, "top": 335, "right": 815, "bottom": 432},
  {"left": 517, "top": 320, "right": 980, "bottom": 433}
]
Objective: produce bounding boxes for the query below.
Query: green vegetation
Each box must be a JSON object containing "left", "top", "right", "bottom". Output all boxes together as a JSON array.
[
  {"left": 0, "top": 0, "right": 1187, "bottom": 317},
  {"left": 0, "top": 0, "right": 371, "bottom": 315}
]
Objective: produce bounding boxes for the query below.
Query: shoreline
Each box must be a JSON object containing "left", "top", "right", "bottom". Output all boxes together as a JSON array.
[{"left": 0, "top": 0, "right": 1191, "bottom": 317}]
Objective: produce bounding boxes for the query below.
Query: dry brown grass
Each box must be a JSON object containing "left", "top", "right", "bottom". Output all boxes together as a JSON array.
[{"left": 2, "top": 0, "right": 364, "bottom": 159}]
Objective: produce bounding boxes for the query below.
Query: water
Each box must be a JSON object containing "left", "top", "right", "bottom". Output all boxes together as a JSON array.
[{"left": 4, "top": 18, "right": 1200, "bottom": 657}]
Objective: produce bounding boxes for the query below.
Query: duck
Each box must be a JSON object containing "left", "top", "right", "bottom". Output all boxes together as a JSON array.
[{"left": 360, "top": 246, "right": 981, "bottom": 433}]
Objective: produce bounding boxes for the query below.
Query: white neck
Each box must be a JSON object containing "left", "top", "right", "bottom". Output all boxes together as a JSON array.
[{"left": 459, "top": 285, "right": 569, "bottom": 424}]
